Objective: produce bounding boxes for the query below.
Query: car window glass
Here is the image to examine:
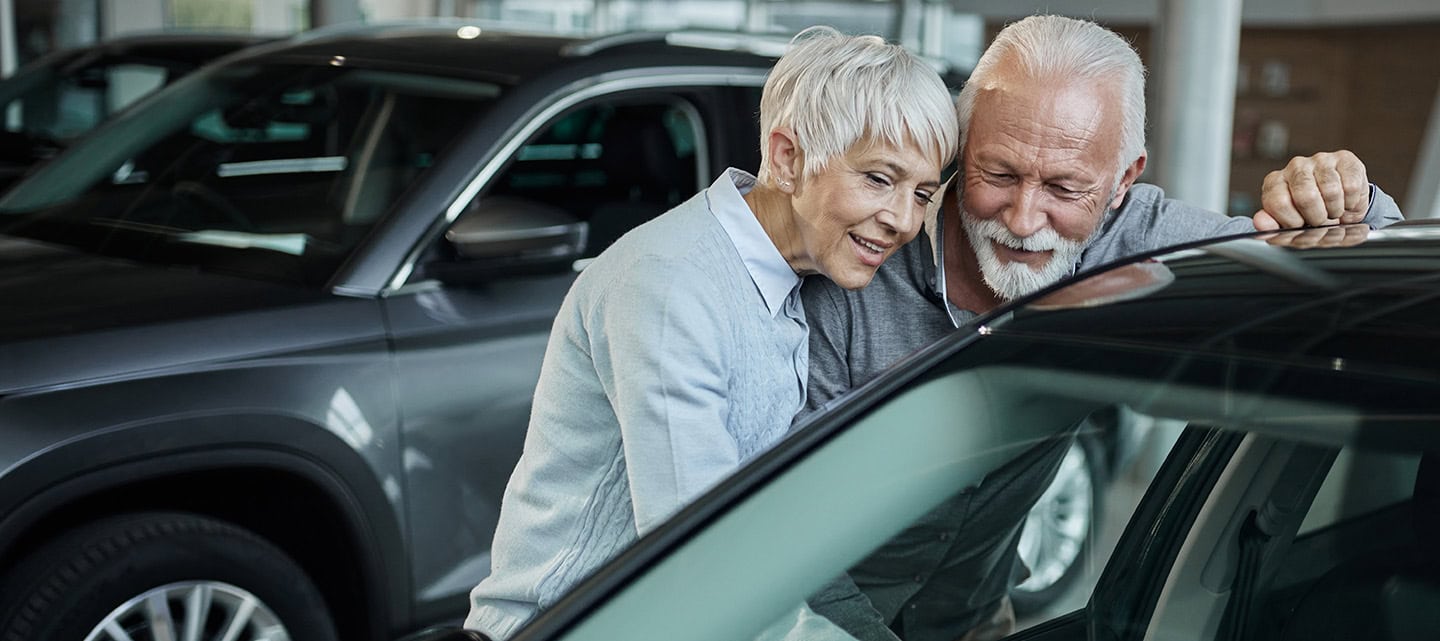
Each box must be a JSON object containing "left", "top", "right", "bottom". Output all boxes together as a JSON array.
[
  {"left": 0, "top": 65, "right": 504, "bottom": 288},
  {"left": 547, "top": 354, "right": 1178, "bottom": 641},
  {"left": 474, "top": 97, "right": 704, "bottom": 260},
  {"left": 1135, "top": 435, "right": 1439, "bottom": 641},
  {"left": 1297, "top": 448, "right": 1421, "bottom": 535},
  {"left": 3, "top": 61, "right": 168, "bottom": 141}
]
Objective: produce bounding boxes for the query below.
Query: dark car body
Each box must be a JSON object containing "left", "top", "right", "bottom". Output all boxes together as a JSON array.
[
  {"left": 0, "top": 32, "right": 269, "bottom": 191},
  {"left": 398, "top": 222, "right": 1440, "bottom": 641},
  {"left": 0, "top": 24, "right": 783, "bottom": 641}
]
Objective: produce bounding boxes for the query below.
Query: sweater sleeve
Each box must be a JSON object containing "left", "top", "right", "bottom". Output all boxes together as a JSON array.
[
  {"left": 1085, "top": 182, "right": 1407, "bottom": 272},
  {"left": 1363, "top": 184, "right": 1405, "bottom": 229},
  {"left": 587, "top": 258, "right": 740, "bottom": 534}
]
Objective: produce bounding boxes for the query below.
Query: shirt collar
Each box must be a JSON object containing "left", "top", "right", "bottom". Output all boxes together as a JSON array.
[
  {"left": 708, "top": 168, "right": 802, "bottom": 318},
  {"left": 923, "top": 179, "right": 966, "bottom": 327}
]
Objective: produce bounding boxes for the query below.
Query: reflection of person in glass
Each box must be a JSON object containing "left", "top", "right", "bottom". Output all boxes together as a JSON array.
[
  {"left": 1029, "top": 258, "right": 1175, "bottom": 311},
  {"left": 465, "top": 27, "right": 958, "bottom": 640},
  {"left": 800, "top": 14, "right": 1404, "bottom": 641}
]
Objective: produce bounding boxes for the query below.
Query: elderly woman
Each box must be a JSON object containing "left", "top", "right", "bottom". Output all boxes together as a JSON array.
[{"left": 466, "top": 27, "right": 958, "bottom": 639}]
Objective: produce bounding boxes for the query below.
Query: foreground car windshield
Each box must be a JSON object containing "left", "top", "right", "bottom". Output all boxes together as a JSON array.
[{"left": 0, "top": 62, "right": 503, "bottom": 287}]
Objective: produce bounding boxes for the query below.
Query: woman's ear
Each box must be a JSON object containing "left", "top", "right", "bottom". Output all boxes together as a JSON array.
[{"left": 766, "top": 128, "right": 802, "bottom": 193}]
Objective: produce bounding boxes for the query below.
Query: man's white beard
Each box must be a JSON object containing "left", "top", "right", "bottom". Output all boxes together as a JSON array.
[{"left": 962, "top": 213, "right": 1088, "bottom": 301}]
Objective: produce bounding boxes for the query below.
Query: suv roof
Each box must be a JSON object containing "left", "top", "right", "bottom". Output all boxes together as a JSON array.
[{"left": 237, "top": 22, "right": 784, "bottom": 84}]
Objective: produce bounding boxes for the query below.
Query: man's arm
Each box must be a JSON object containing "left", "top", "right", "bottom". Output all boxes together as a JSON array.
[
  {"left": 1086, "top": 150, "right": 1404, "bottom": 271},
  {"left": 590, "top": 258, "right": 740, "bottom": 533}
]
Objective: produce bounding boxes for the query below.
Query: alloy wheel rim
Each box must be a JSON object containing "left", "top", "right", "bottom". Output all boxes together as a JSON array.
[
  {"left": 83, "top": 580, "right": 290, "bottom": 641},
  {"left": 1014, "top": 441, "right": 1094, "bottom": 592}
]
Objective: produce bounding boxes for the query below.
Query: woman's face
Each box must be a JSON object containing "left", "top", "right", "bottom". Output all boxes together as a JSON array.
[{"left": 788, "top": 138, "right": 943, "bottom": 290}]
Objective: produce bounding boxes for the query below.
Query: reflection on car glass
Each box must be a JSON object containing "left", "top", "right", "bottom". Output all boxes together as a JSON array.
[
  {"left": 1200, "top": 237, "right": 1343, "bottom": 290},
  {"left": 89, "top": 217, "right": 309, "bottom": 256},
  {"left": 1030, "top": 259, "right": 1175, "bottom": 310},
  {"left": 175, "top": 230, "right": 308, "bottom": 255}
]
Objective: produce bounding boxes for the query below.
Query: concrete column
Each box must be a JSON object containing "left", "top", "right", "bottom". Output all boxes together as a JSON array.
[
  {"left": 1150, "top": 0, "right": 1243, "bottom": 214},
  {"left": 920, "top": 1, "right": 945, "bottom": 58},
  {"left": 1, "top": 0, "right": 14, "bottom": 130},
  {"left": 744, "top": 0, "right": 768, "bottom": 33},
  {"left": 0, "top": 0, "right": 15, "bottom": 77},
  {"left": 101, "top": 0, "right": 165, "bottom": 38},
  {"left": 1405, "top": 85, "right": 1440, "bottom": 219},
  {"left": 311, "top": 0, "right": 363, "bottom": 27},
  {"left": 254, "top": 0, "right": 305, "bottom": 33}
]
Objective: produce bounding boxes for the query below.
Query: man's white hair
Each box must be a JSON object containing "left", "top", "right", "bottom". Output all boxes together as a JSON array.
[
  {"left": 757, "top": 26, "right": 959, "bottom": 183},
  {"left": 956, "top": 15, "right": 1147, "bottom": 187}
]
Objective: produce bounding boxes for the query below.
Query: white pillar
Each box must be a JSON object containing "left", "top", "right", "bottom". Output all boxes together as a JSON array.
[
  {"left": 920, "top": 1, "right": 944, "bottom": 58},
  {"left": 102, "top": 0, "right": 166, "bottom": 38},
  {"left": 1405, "top": 85, "right": 1440, "bottom": 219},
  {"left": 744, "top": 0, "right": 768, "bottom": 33},
  {"left": 312, "top": 0, "right": 363, "bottom": 27},
  {"left": 1, "top": 0, "right": 15, "bottom": 130},
  {"left": 0, "top": 0, "right": 15, "bottom": 77},
  {"left": 1151, "top": 0, "right": 1243, "bottom": 214}
]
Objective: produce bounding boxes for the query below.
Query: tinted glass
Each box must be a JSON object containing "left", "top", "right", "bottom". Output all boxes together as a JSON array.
[
  {"left": 0, "top": 64, "right": 503, "bottom": 287},
  {"left": 483, "top": 99, "right": 702, "bottom": 258}
]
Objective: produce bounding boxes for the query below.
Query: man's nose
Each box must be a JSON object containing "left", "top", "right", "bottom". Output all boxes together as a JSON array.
[{"left": 1003, "top": 185, "right": 1048, "bottom": 238}]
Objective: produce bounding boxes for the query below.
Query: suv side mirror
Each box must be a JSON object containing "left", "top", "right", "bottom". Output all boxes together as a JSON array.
[{"left": 429, "top": 196, "right": 589, "bottom": 283}]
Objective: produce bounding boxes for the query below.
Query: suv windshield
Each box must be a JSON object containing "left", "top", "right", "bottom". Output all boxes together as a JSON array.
[{"left": 0, "top": 62, "right": 504, "bottom": 287}]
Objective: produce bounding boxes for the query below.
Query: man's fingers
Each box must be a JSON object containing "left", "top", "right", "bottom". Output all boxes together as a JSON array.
[
  {"left": 1283, "top": 158, "right": 1331, "bottom": 226},
  {"left": 1259, "top": 169, "right": 1304, "bottom": 228},
  {"left": 1252, "top": 209, "right": 1280, "bottom": 231},
  {"left": 1335, "top": 150, "right": 1370, "bottom": 221},
  {"left": 1314, "top": 163, "right": 1347, "bottom": 220}
]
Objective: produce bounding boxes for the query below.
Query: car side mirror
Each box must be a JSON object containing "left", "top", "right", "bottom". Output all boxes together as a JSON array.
[{"left": 429, "top": 196, "right": 589, "bottom": 283}]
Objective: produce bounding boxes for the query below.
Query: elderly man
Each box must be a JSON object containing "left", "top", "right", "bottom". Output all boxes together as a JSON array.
[{"left": 800, "top": 14, "right": 1403, "bottom": 641}]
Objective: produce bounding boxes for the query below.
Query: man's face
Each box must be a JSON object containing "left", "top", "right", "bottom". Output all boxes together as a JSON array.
[{"left": 958, "top": 73, "right": 1135, "bottom": 300}]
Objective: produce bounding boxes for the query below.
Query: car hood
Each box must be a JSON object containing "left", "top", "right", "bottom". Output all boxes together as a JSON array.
[{"left": 0, "top": 236, "right": 378, "bottom": 394}]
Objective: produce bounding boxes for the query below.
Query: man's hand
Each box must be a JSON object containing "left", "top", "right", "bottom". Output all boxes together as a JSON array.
[{"left": 1252, "top": 150, "right": 1370, "bottom": 231}]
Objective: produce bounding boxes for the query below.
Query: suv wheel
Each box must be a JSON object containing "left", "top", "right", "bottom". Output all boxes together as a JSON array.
[
  {"left": 0, "top": 511, "right": 338, "bottom": 641},
  {"left": 1011, "top": 434, "right": 1104, "bottom": 615}
]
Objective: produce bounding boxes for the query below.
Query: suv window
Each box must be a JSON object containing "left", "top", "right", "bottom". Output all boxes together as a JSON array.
[
  {"left": 484, "top": 96, "right": 704, "bottom": 258},
  {"left": 0, "top": 65, "right": 504, "bottom": 287}
]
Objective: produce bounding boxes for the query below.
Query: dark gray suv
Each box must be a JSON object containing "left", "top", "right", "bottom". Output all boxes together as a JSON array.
[{"left": 0, "top": 23, "right": 777, "bottom": 641}]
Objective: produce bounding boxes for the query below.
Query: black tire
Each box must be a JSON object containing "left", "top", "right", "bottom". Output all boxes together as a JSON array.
[
  {"left": 1010, "top": 433, "right": 1106, "bottom": 616},
  {"left": 0, "top": 511, "right": 339, "bottom": 641}
]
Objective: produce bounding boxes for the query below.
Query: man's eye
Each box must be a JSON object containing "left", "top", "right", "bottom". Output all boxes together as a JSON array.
[
  {"left": 1049, "top": 185, "right": 1082, "bottom": 199},
  {"left": 866, "top": 173, "right": 892, "bottom": 187},
  {"left": 914, "top": 191, "right": 935, "bottom": 206},
  {"left": 985, "top": 172, "right": 1014, "bottom": 184}
]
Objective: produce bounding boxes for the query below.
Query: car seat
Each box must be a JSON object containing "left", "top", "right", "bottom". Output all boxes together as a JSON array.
[
  {"left": 583, "top": 105, "right": 690, "bottom": 257},
  {"left": 1275, "top": 451, "right": 1440, "bottom": 641}
]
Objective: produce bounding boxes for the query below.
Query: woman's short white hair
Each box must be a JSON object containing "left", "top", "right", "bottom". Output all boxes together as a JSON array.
[
  {"left": 757, "top": 26, "right": 958, "bottom": 183},
  {"left": 956, "top": 15, "right": 1147, "bottom": 188}
]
